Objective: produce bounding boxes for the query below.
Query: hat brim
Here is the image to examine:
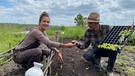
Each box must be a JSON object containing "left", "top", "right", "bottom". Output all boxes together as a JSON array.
[{"left": 84, "top": 20, "right": 102, "bottom": 23}]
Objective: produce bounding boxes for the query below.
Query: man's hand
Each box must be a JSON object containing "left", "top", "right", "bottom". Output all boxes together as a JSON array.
[{"left": 72, "top": 40, "right": 79, "bottom": 46}]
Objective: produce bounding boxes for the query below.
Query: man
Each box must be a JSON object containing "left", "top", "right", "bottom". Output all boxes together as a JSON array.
[{"left": 76, "top": 12, "right": 117, "bottom": 75}]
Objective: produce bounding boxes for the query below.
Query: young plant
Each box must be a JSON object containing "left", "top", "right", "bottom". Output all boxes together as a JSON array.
[
  {"left": 98, "top": 43, "right": 122, "bottom": 51},
  {"left": 118, "top": 29, "right": 131, "bottom": 37}
]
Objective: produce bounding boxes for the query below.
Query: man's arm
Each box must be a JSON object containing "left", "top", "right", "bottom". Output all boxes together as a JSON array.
[{"left": 77, "top": 29, "right": 91, "bottom": 49}]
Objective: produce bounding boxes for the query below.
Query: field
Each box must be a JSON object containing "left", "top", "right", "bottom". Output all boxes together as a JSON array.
[
  {"left": 0, "top": 23, "right": 87, "bottom": 53},
  {"left": 0, "top": 23, "right": 35, "bottom": 53},
  {"left": 0, "top": 24, "right": 135, "bottom": 76}
]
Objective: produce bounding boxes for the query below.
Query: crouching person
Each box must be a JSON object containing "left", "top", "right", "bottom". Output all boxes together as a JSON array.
[
  {"left": 75, "top": 12, "right": 117, "bottom": 76},
  {"left": 13, "top": 11, "right": 76, "bottom": 70}
]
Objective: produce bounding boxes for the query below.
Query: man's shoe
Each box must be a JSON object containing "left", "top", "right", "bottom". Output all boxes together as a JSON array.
[
  {"left": 107, "top": 72, "right": 115, "bottom": 76},
  {"left": 93, "top": 58, "right": 102, "bottom": 69}
]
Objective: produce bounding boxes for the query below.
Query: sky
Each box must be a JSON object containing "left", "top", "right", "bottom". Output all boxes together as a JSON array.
[{"left": 0, "top": 0, "right": 135, "bottom": 26}]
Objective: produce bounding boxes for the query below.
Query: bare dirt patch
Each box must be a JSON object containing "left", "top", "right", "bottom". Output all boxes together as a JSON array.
[{"left": 0, "top": 38, "right": 109, "bottom": 76}]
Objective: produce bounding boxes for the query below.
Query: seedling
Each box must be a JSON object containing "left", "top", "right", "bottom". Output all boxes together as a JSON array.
[
  {"left": 72, "top": 40, "right": 76, "bottom": 44},
  {"left": 60, "top": 64, "right": 63, "bottom": 69},
  {"left": 85, "top": 67, "right": 90, "bottom": 70}
]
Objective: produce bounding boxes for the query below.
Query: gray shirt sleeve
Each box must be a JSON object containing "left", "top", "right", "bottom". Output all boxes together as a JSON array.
[
  {"left": 32, "top": 29, "right": 62, "bottom": 48},
  {"left": 15, "top": 28, "right": 62, "bottom": 50}
]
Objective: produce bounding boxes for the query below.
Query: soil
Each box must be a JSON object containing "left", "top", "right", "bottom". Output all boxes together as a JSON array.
[
  {"left": 51, "top": 38, "right": 104, "bottom": 76},
  {"left": 0, "top": 38, "right": 109, "bottom": 76}
]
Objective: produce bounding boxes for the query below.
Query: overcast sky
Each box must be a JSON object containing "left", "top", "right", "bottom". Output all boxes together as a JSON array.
[{"left": 0, "top": 0, "right": 135, "bottom": 26}]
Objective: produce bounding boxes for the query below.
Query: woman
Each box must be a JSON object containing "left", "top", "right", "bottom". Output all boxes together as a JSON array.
[{"left": 13, "top": 12, "right": 76, "bottom": 70}]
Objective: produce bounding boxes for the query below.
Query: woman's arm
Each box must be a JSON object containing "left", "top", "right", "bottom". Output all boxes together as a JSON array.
[
  {"left": 32, "top": 29, "right": 76, "bottom": 48},
  {"left": 49, "top": 47, "right": 63, "bottom": 62}
]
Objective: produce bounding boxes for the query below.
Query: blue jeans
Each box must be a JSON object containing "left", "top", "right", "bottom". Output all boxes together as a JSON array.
[{"left": 83, "top": 48, "right": 117, "bottom": 72}]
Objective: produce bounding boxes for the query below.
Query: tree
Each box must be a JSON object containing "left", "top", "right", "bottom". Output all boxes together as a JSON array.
[{"left": 74, "top": 13, "right": 86, "bottom": 26}]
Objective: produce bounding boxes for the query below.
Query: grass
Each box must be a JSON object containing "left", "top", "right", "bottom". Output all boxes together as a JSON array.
[
  {"left": 1, "top": 23, "right": 135, "bottom": 53},
  {"left": 120, "top": 55, "right": 133, "bottom": 61},
  {"left": 123, "top": 45, "right": 135, "bottom": 53},
  {"left": 0, "top": 24, "right": 34, "bottom": 53},
  {"left": 115, "top": 45, "right": 135, "bottom": 76},
  {"left": 0, "top": 24, "right": 87, "bottom": 53},
  {"left": 123, "top": 67, "right": 135, "bottom": 76},
  {"left": 60, "top": 26, "right": 86, "bottom": 39}
]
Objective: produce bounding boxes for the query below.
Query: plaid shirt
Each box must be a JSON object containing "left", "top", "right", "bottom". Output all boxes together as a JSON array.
[{"left": 78, "top": 25, "right": 111, "bottom": 49}]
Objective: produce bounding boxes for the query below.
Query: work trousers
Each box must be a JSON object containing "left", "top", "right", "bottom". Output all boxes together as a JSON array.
[
  {"left": 83, "top": 48, "right": 117, "bottom": 72},
  {"left": 13, "top": 48, "right": 50, "bottom": 69}
]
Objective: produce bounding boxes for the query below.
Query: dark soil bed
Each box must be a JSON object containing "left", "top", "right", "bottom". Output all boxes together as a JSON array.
[
  {"left": 0, "top": 38, "right": 106, "bottom": 76},
  {"left": 51, "top": 38, "right": 103, "bottom": 76}
]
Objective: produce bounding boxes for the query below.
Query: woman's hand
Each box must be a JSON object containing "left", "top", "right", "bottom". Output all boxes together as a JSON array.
[
  {"left": 54, "top": 48, "right": 63, "bottom": 62},
  {"left": 57, "top": 52, "right": 63, "bottom": 63},
  {"left": 64, "top": 43, "right": 76, "bottom": 48}
]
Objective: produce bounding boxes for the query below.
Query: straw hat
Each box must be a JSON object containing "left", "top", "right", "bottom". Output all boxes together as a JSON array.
[{"left": 85, "top": 12, "right": 100, "bottom": 22}]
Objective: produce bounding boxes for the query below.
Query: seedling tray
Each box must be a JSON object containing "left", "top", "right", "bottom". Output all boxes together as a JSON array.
[{"left": 98, "top": 26, "right": 134, "bottom": 52}]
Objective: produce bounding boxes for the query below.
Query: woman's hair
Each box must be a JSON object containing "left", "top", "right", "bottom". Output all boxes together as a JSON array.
[{"left": 39, "top": 12, "right": 50, "bottom": 23}]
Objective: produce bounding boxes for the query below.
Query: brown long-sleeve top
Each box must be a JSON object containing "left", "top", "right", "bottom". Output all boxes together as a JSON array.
[{"left": 15, "top": 28, "right": 62, "bottom": 51}]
